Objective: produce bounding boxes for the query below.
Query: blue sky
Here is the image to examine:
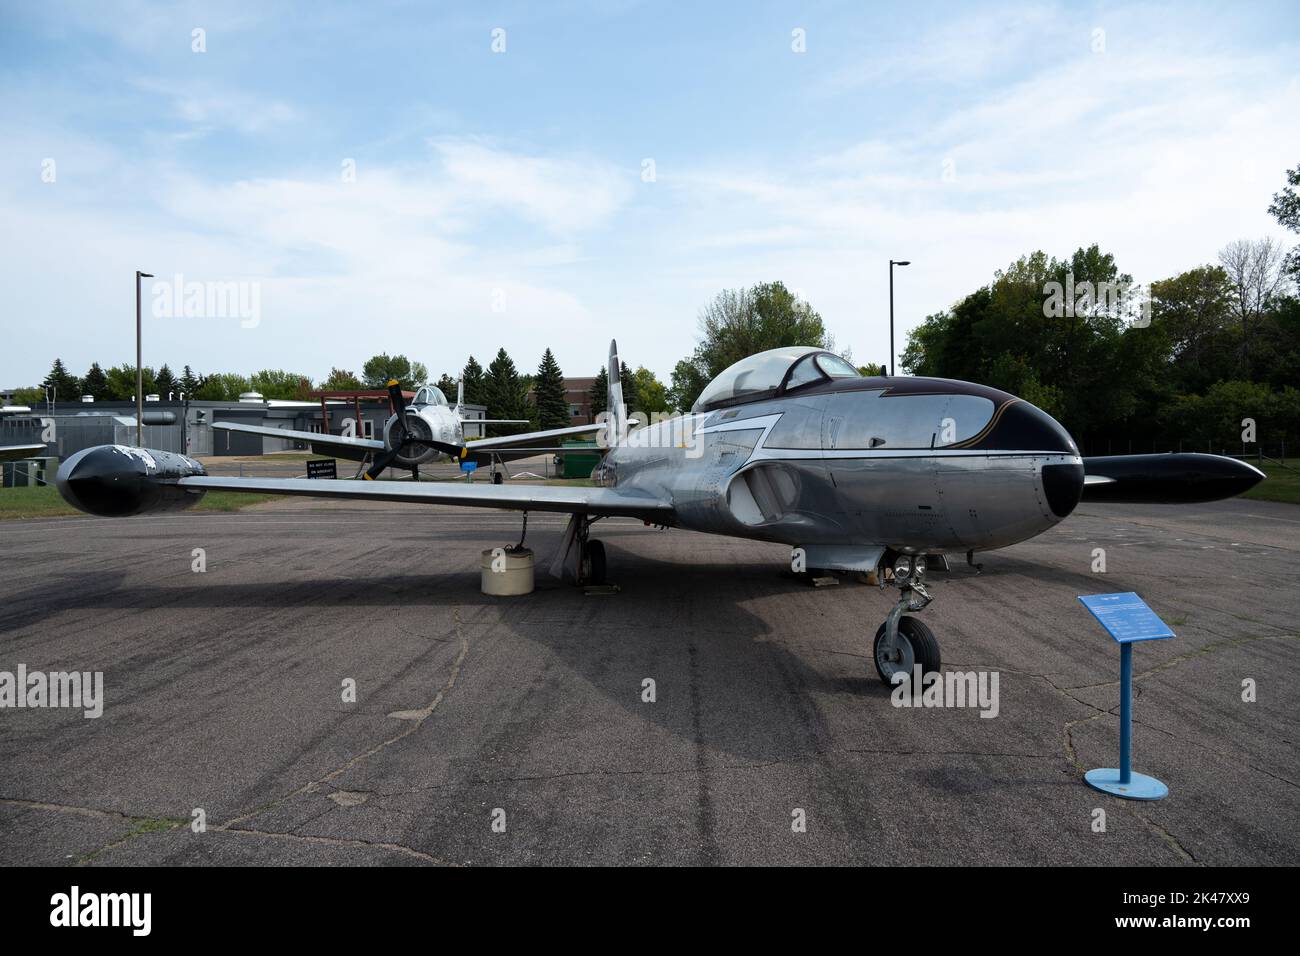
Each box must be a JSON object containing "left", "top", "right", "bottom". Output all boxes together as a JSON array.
[{"left": 2, "top": 0, "right": 1298, "bottom": 388}]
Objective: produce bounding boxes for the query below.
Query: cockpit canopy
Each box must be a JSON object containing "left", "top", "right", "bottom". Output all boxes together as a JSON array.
[
  {"left": 692, "top": 347, "right": 860, "bottom": 413},
  {"left": 411, "top": 385, "right": 449, "bottom": 408}
]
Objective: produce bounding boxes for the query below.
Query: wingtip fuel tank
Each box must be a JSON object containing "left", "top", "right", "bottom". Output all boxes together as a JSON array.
[
  {"left": 56, "top": 445, "right": 208, "bottom": 517},
  {"left": 1081, "top": 453, "right": 1265, "bottom": 504}
]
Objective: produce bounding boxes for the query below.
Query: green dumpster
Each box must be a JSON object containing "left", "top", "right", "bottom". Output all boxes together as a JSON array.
[{"left": 558, "top": 440, "right": 601, "bottom": 479}]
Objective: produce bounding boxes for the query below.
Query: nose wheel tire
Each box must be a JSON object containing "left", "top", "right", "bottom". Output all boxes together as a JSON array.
[
  {"left": 873, "top": 617, "right": 941, "bottom": 686},
  {"left": 580, "top": 539, "right": 607, "bottom": 585}
]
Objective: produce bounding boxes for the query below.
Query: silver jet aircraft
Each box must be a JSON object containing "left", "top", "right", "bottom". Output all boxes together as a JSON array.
[{"left": 54, "top": 341, "right": 1263, "bottom": 686}]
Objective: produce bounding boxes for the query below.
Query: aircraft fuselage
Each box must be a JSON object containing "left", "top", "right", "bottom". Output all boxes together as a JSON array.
[{"left": 602, "top": 375, "right": 1084, "bottom": 554}]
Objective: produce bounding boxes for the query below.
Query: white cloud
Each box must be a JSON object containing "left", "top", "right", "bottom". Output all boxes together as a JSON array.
[{"left": 431, "top": 138, "right": 633, "bottom": 234}]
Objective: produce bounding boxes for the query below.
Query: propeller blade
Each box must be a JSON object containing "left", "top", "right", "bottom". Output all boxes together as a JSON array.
[
  {"left": 364, "top": 379, "right": 469, "bottom": 479},
  {"left": 387, "top": 378, "right": 408, "bottom": 420},
  {"left": 364, "top": 380, "right": 409, "bottom": 480},
  {"left": 364, "top": 447, "right": 401, "bottom": 480}
]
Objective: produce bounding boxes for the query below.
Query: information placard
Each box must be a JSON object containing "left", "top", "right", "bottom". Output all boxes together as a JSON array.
[
  {"left": 306, "top": 458, "right": 337, "bottom": 480},
  {"left": 1077, "top": 592, "right": 1175, "bottom": 644}
]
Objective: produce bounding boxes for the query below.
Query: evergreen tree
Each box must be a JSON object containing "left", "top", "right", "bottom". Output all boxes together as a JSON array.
[
  {"left": 461, "top": 356, "right": 486, "bottom": 406},
  {"left": 81, "top": 362, "right": 109, "bottom": 401},
  {"left": 179, "top": 365, "right": 201, "bottom": 396},
  {"left": 483, "top": 348, "right": 527, "bottom": 436},
  {"left": 589, "top": 366, "right": 609, "bottom": 417},
  {"left": 155, "top": 364, "right": 177, "bottom": 399},
  {"left": 586, "top": 361, "right": 639, "bottom": 418},
  {"left": 533, "top": 348, "right": 569, "bottom": 430},
  {"left": 619, "top": 361, "right": 640, "bottom": 417},
  {"left": 42, "top": 358, "right": 80, "bottom": 399},
  {"left": 435, "top": 373, "right": 459, "bottom": 403}
]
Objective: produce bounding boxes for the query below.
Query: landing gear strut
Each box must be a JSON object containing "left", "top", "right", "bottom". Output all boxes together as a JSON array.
[
  {"left": 872, "top": 555, "right": 940, "bottom": 686},
  {"left": 574, "top": 515, "right": 607, "bottom": 585}
]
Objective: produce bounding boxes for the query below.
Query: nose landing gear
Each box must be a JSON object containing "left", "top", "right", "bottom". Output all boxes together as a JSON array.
[{"left": 872, "top": 555, "right": 941, "bottom": 686}]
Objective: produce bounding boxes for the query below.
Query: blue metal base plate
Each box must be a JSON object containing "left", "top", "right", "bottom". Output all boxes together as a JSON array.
[{"left": 1085, "top": 768, "right": 1168, "bottom": 801}]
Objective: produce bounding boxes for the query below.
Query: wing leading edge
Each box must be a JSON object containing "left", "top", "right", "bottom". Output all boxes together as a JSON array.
[
  {"left": 211, "top": 422, "right": 382, "bottom": 462},
  {"left": 0, "top": 443, "right": 48, "bottom": 463},
  {"left": 179, "top": 475, "right": 674, "bottom": 521}
]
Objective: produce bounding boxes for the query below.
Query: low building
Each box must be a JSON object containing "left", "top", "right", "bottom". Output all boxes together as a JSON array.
[{"left": 10, "top": 396, "right": 490, "bottom": 461}]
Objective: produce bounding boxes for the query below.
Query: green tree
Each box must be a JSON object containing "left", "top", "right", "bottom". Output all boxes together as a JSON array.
[
  {"left": 589, "top": 365, "right": 609, "bottom": 417},
  {"left": 667, "top": 359, "right": 707, "bottom": 413},
  {"left": 1269, "top": 163, "right": 1300, "bottom": 284},
  {"left": 618, "top": 362, "right": 640, "bottom": 418},
  {"left": 904, "top": 245, "right": 1152, "bottom": 446},
  {"left": 1270, "top": 163, "right": 1300, "bottom": 232},
  {"left": 1149, "top": 265, "right": 1236, "bottom": 392},
  {"left": 533, "top": 348, "right": 569, "bottom": 430},
  {"left": 155, "top": 364, "right": 177, "bottom": 399},
  {"left": 193, "top": 373, "right": 252, "bottom": 401},
  {"left": 361, "top": 353, "right": 427, "bottom": 388},
  {"left": 435, "top": 373, "right": 459, "bottom": 403},
  {"left": 81, "top": 362, "right": 110, "bottom": 401},
  {"left": 250, "top": 369, "right": 313, "bottom": 400},
  {"left": 179, "top": 365, "right": 201, "bottom": 395},
  {"left": 633, "top": 366, "right": 670, "bottom": 415},
  {"left": 105, "top": 364, "right": 158, "bottom": 401},
  {"left": 321, "top": 367, "right": 363, "bottom": 390},
  {"left": 483, "top": 348, "right": 527, "bottom": 436},
  {"left": 671, "top": 281, "right": 832, "bottom": 410},
  {"left": 461, "top": 356, "right": 486, "bottom": 406},
  {"left": 42, "top": 358, "right": 80, "bottom": 399}
]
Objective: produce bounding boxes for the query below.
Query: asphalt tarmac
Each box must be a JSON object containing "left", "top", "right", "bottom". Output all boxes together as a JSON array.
[{"left": 1, "top": 494, "right": 1296, "bottom": 865}]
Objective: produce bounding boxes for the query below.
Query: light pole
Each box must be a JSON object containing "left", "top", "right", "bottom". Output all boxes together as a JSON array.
[
  {"left": 889, "top": 259, "right": 910, "bottom": 376},
  {"left": 135, "top": 270, "right": 154, "bottom": 446}
]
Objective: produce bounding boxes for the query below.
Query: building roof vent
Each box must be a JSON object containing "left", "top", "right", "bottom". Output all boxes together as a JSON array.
[
  {"left": 238, "top": 391, "right": 265, "bottom": 403},
  {"left": 81, "top": 395, "right": 94, "bottom": 403}
]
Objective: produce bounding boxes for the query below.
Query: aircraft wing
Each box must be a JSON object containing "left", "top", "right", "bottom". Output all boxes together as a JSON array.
[
  {"left": 212, "top": 421, "right": 383, "bottom": 462},
  {"left": 463, "top": 422, "right": 607, "bottom": 450},
  {"left": 180, "top": 474, "right": 674, "bottom": 521},
  {"left": 450, "top": 422, "right": 612, "bottom": 466},
  {"left": 0, "top": 443, "right": 47, "bottom": 462}
]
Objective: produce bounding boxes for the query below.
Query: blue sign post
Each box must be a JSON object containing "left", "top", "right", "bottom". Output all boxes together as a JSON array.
[{"left": 1077, "top": 592, "right": 1175, "bottom": 801}]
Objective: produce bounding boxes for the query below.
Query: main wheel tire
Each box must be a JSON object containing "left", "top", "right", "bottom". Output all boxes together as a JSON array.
[
  {"left": 583, "top": 539, "right": 607, "bottom": 585},
  {"left": 492, "top": 471, "right": 504, "bottom": 485},
  {"left": 873, "top": 616, "right": 941, "bottom": 686}
]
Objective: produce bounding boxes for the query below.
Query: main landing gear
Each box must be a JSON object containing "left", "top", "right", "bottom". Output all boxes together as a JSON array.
[
  {"left": 574, "top": 515, "right": 607, "bottom": 585},
  {"left": 871, "top": 554, "right": 941, "bottom": 686}
]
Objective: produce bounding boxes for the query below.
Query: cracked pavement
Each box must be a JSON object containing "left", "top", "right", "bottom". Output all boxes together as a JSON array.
[{"left": 1, "top": 495, "right": 1296, "bottom": 865}]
